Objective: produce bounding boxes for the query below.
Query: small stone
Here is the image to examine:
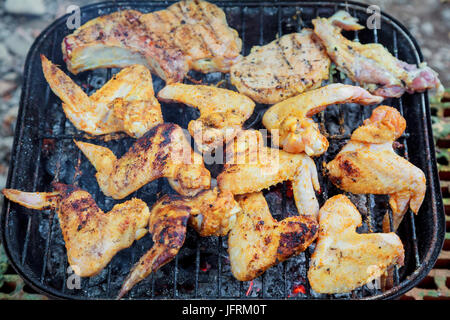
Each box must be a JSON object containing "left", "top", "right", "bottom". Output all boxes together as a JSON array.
[
  {"left": 4, "top": 0, "right": 46, "bottom": 16},
  {"left": 0, "top": 80, "right": 17, "bottom": 96},
  {"left": 2, "top": 72, "right": 18, "bottom": 81},
  {"left": 1, "top": 105, "right": 18, "bottom": 136},
  {"left": 421, "top": 22, "right": 434, "bottom": 36},
  {"left": 0, "top": 43, "right": 12, "bottom": 65},
  {"left": 4, "top": 31, "right": 33, "bottom": 57}
]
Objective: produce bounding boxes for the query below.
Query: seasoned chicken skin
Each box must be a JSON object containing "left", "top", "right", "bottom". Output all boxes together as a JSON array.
[
  {"left": 326, "top": 106, "right": 426, "bottom": 231},
  {"left": 41, "top": 55, "right": 162, "bottom": 138},
  {"left": 62, "top": 0, "right": 242, "bottom": 83},
  {"left": 158, "top": 83, "right": 255, "bottom": 153},
  {"left": 230, "top": 30, "right": 331, "bottom": 104},
  {"left": 308, "top": 194, "right": 404, "bottom": 294},
  {"left": 2, "top": 183, "right": 150, "bottom": 277},
  {"left": 75, "top": 123, "right": 211, "bottom": 199},
  {"left": 217, "top": 130, "right": 320, "bottom": 219},
  {"left": 117, "top": 187, "right": 240, "bottom": 298},
  {"left": 118, "top": 194, "right": 190, "bottom": 299},
  {"left": 263, "top": 84, "right": 383, "bottom": 156},
  {"left": 312, "top": 11, "right": 443, "bottom": 99},
  {"left": 229, "top": 192, "right": 318, "bottom": 281}
]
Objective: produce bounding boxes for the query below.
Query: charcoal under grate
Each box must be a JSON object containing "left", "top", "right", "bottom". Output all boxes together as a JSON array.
[{"left": 0, "top": 0, "right": 445, "bottom": 300}]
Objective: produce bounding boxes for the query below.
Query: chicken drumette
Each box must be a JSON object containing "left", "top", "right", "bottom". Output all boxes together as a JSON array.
[
  {"left": 262, "top": 84, "right": 383, "bottom": 156},
  {"left": 326, "top": 106, "right": 426, "bottom": 231},
  {"left": 2, "top": 183, "right": 150, "bottom": 277},
  {"left": 75, "top": 123, "right": 211, "bottom": 199}
]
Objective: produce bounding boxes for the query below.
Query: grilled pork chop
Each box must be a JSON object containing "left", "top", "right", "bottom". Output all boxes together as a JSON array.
[
  {"left": 62, "top": 0, "right": 242, "bottom": 83},
  {"left": 230, "top": 30, "right": 331, "bottom": 104}
]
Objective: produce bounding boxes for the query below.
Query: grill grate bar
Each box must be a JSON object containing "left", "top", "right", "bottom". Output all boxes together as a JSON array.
[{"left": 391, "top": 29, "right": 422, "bottom": 270}]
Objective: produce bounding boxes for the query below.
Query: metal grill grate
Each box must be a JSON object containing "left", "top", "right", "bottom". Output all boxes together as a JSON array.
[{"left": 0, "top": 1, "right": 445, "bottom": 300}]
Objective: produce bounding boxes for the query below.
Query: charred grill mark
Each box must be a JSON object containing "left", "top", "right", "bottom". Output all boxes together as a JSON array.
[
  {"left": 276, "top": 38, "right": 294, "bottom": 71},
  {"left": 339, "top": 158, "right": 359, "bottom": 177}
]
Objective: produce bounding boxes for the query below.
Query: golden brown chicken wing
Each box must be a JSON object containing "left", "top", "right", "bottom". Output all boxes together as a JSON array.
[
  {"left": 2, "top": 183, "right": 150, "bottom": 277},
  {"left": 75, "top": 123, "right": 211, "bottom": 199},
  {"left": 158, "top": 83, "right": 255, "bottom": 153},
  {"left": 117, "top": 187, "right": 240, "bottom": 298},
  {"left": 308, "top": 194, "right": 404, "bottom": 294},
  {"left": 217, "top": 130, "right": 320, "bottom": 219},
  {"left": 262, "top": 84, "right": 383, "bottom": 156},
  {"left": 326, "top": 106, "right": 426, "bottom": 231},
  {"left": 41, "top": 55, "right": 163, "bottom": 138},
  {"left": 312, "top": 11, "right": 443, "bottom": 99},
  {"left": 228, "top": 192, "right": 318, "bottom": 281}
]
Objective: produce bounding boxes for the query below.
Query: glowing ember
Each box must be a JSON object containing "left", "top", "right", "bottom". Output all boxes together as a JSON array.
[
  {"left": 200, "top": 262, "right": 211, "bottom": 272},
  {"left": 246, "top": 280, "right": 254, "bottom": 296},
  {"left": 288, "top": 284, "right": 306, "bottom": 297}
]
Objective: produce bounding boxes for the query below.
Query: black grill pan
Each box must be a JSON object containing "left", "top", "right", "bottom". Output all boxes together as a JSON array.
[{"left": 1, "top": 0, "right": 445, "bottom": 300}]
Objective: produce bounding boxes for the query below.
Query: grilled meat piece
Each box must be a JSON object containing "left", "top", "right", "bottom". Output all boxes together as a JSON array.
[
  {"left": 184, "top": 188, "right": 241, "bottom": 237},
  {"left": 308, "top": 194, "right": 404, "bottom": 294},
  {"left": 217, "top": 130, "right": 320, "bottom": 219},
  {"left": 75, "top": 123, "right": 211, "bottom": 199},
  {"left": 262, "top": 84, "right": 383, "bottom": 156},
  {"left": 2, "top": 183, "right": 150, "bottom": 277},
  {"left": 312, "top": 11, "right": 444, "bottom": 99},
  {"left": 118, "top": 193, "right": 190, "bottom": 299},
  {"left": 41, "top": 55, "right": 163, "bottom": 138},
  {"left": 117, "top": 187, "right": 240, "bottom": 298},
  {"left": 158, "top": 83, "right": 255, "bottom": 153},
  {"left": 62, "top": 0, "right": 242, "bottom": 83},
  {"left": 229, "top": 192, "right": 318, "bottom": 281},
  {"left": 326, "top": 106, "right": 426, "bottom": 231},
  {"left": 230, "top": 30, "right": 331, "bottom": 104}
]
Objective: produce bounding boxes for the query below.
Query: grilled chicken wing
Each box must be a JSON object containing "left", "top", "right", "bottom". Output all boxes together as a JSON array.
[
  {"left": 117, "top": 187, "right": 240, "bottom": 298},
  {"left": 62, "top": 0, "right": 242, "bottom": 83},
  {"left": 41, "top": 55, "right": 162, "bottom": 138},
  {"left": 2, "top": 183, "right": 150, "bottom": 277},
  {"left": 117, "top": 194, "right": 190, "bottom": 299},
  {"left": 262, "top": 84, "right": 383, "bottom": 156},
  {"left": 158, "top": 83, "right": 255, "bottom": 153},
  {"left": 75, "top": 123, "right": 211, "bottom": 199},
  {"left": 229, "top": 192, "right": 318, "bottom": 281},
  {"left": 312, "top": 11, "right": 443, "bottom": 99},
  {"left": 230, "top": 30, "right": 330, "bottom": 104},
  {"left": 326, "top": 106, "right": 426, "bottom": 231},
  {"left": 217, "top": 130, "right": 320, "bottom": 219},
  {"left": 308, "top": 194, "right": 404, "bottom": 294}
]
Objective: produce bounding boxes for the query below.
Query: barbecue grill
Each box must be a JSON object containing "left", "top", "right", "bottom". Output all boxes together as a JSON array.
[{"left": 0, "top": 0, "right": 445, "bottom": 300}]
